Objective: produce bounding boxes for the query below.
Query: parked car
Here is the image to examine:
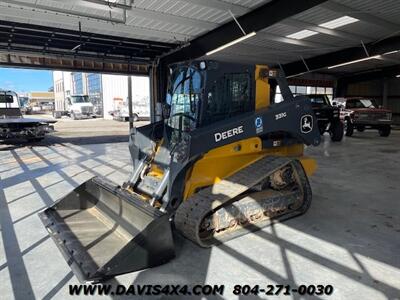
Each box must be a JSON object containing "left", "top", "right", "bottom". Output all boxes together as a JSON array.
[
  {"left": 332, "top": 97, "right": 392, "bottom": 137},
  {"left": 307, "top": 94, "right": 343, "bottom": 142}
]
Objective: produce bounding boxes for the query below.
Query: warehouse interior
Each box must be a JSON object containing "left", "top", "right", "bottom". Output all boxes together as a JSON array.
[{"left": 0, "top": 0, "right": 399, "bottom": 299}]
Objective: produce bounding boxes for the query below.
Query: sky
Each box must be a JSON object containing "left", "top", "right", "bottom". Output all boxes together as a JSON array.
[{"left": 0, "top": 68, "right": 53, "bottom": 93}]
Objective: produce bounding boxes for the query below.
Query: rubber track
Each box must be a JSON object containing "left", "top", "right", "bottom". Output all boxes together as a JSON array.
[{"left": 174, "top": 156, "right": 311, "bottom": 247}]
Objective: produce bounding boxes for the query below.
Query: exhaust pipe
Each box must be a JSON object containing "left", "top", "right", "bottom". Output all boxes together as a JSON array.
[{"left": 39, "top": 176, "right": 175, "bottom": 283}]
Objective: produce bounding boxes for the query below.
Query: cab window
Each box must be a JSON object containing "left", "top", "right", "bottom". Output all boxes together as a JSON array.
[
  {"left": 205, "top": 72, "right": 251, "bottom": 124},
  {"left": 167, "top": 67, "right": 202, "bottom": 131},
  {"left": 0, "top": 93, "right": 14, "bottom": 103}
]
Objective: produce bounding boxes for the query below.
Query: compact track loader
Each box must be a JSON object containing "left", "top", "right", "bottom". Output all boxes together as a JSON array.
[{"left": 39, "top": 61, "right": 321, "bottom": 282}]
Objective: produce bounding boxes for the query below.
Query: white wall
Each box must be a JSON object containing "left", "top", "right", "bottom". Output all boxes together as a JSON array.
[
  {"left": 132, "top": 76, "right": 150, "bottom": 117},
  {"left": 102, "top": 74, "right": 128, "bottom": 119},
  {"left": 101, "top": 75, "right": 150, "bottom": 119},
  {"left": 53, "top": 71, "right": 72, "bottom": 111},
  {"left": 53, "top": 71, "right": 64, "bottom": 111},
  {"left": 52, "top": 71, "right": 150, "bottom": 118},
  {"left": 63, "top": 72, "right": 72, "bottom": 95}
]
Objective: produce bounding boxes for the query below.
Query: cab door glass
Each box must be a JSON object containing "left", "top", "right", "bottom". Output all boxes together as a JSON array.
[{"left": 168, "top": 68, "right": 202, "bottom": 132}]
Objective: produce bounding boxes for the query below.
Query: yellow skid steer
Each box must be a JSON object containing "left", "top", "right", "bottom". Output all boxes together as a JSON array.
[{"left": 39, "top": 61, "right": 320, "bottom": 282}]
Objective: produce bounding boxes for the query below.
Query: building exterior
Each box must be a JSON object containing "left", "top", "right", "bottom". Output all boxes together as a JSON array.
[
  {"left": 53, "top": 71, "right": 72, "bottom": 112},
  {"left": 87, "top": 73, "right": 103, "bottom": 116},
  {"left": 71, "top": 72, "right": 86, "bottom": 95},
  {"left": 53, "top": 71, "right": 150, "bottom": 119},
  {"left": 28, "top": 91, "right": 55, "bottom": 112}
]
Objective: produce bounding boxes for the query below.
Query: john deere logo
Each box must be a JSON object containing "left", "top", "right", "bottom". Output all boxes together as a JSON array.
[
  {"left": 301, "top": 115, "right": 313, "bottom": 134},
  {"left": 255, "top": 117, "right": 263, "bottom": 128},
  {"left": 255, "top": 117, "right": 263, "bottom": 134}
]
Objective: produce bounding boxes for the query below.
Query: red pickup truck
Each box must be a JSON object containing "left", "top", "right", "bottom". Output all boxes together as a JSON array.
[{"left": 332, "top": 97, "right": 392, "bottom": 137}]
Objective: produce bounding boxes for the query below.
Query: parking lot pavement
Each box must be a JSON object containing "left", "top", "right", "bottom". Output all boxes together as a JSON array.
[
  {"left": 0, "top": 132, "right": 399, "bottom": 299},
  {"left": 1, "top": 115, "right": 149, "bottom": 148}
]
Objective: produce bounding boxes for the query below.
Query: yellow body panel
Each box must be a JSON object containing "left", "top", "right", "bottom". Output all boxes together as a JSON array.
[
  {"left": 181, "top": 64, "right": 317, "bottom": 201},
  {"left": 183, "top": 137, "right": 316, "bottom": 200},
  {"left": 255, "top": 65, "right": 271, "bottom": 110}
]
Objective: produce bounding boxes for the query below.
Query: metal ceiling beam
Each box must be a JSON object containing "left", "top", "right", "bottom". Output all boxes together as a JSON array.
[
  {"left": 1, "top": 0, "right": 127, "bottom": 24},
  {"left": 162, "top": 0, "right": 329, "bottom": 64},
  {"left": 209, "top": 51, "right": 291, "bottom": 64},
  {"left": 0, "top": 21, "right": 173, "bottom": 51},
  {"left": 82, "top": 0, "right": 133, "bottom": 10},
  {"left": 207, "top": 54, "right": 279, "bottom": 65},
  {"left": 124, "top": 7, "right": 216, "bottom": 30},
  {"left": 178, "top": 0, "right": 250, "bottom": 15},
  {"left": 0, "top": 20, "right": 175, "bottom": 64},
  {"left": 321, "top": 1, "right": 400, "bottom": 32},
  {"left": 52, "top": 0, "right": 130, "bottom": 11},
  {"left": 0, "top": 5, "right": 188, "bottom": 42},
  {"left": 59, "top": 0, "right": 217, "bottom": 30},
  {"left": 282, "top": 35, "right": 400, "bottom": 76},
  {"left": 338, "top": 64, "right": 400, "bottom": 84},
  {"left": 0, "top": 51, "right": 150, "bottom": 75},
  {"left": 282, "top": 19, "right": 370, "bottom": 42},
  {"left": 223, "top": 43, "right": 299, "bottom": 58}
]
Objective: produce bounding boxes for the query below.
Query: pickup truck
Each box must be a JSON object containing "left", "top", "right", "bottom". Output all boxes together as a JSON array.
[
  {"left": 332, "top": 97, "right": 392, "bottom": 137},
  {"left": 307, "top": 94, "right": 343, "bottom": 142},
  {"left": 0, "top": 90, "right": 56, "bottom": 142}
]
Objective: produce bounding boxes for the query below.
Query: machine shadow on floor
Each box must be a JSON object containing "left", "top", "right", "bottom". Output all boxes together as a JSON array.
[
  {"left": 1, "top": 139, "right": 399, "bottom": 299},
  {"left": 0, "top": 135, "right": 129, "bottom": 151},
  {"left": 0, "top": 142, "right": 130, "bottom": 299}
]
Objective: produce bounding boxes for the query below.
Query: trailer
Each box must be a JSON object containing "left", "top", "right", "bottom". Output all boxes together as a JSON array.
[
  {"left": 109, "top": 98, "right": 150, "bottom": 122},
  {"left": 0, "top": 90, "right": 56, "bottom": 142}
]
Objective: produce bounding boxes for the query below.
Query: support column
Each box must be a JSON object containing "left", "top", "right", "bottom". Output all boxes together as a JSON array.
[
  {"left": 149, "top": 66, "right": 157, "bottom": 124},
  {"left": 128, "top": 75, "right": 133, "bottom": 130},
  {"left": 149, "top": 62, "right": 168, "bottom": 123},
  {"left": 382, "top": 77, "right": 389, "bottom": 108},
  {"left": 335, "top": 79, "right": 348, "bottom": 98}
]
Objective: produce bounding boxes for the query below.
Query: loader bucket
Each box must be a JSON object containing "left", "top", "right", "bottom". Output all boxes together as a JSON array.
[{"left": 38, "top": 176, "right": 175, "bottom": 283}]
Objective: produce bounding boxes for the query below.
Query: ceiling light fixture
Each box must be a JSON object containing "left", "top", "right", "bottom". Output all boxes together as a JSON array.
[
  {"left": 286, "top": 29, "right": 318, "bottom": 40},
  {"left": 319, "top": 16, "right": 359, "bottom": 29},
  {"left": 384, "top": 50, "right": 400, "bottom": 55},
  {"left": 206, "top": 32, "right": 256, "bottom": 56},
  {"left": 71, "top": 44, "right": 82, "bottom": 51},
  {"left": 206, "top": 10, "right": 256, "bottom": 56},
  {"left": 327, "top": 55, "right": 381, "bottom": 69}
]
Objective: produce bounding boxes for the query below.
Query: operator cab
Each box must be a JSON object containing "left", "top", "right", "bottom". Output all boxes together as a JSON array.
[
  {"left": 0, "top": 90, "right": 22, "bottom": 117},
  {"left": 165, "top": 61, "right": 255, "bottom": 132},
  {"left": 0, "top": 90, "right": 20, "bottom": 108}
]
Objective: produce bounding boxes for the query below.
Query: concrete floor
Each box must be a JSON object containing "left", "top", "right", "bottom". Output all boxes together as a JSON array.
[
  {"left": 0, "top": 114, "right": 148, "bottom": 147},
  {"left": 0, "top": 131, "right": 399, "bottom": 299}
]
